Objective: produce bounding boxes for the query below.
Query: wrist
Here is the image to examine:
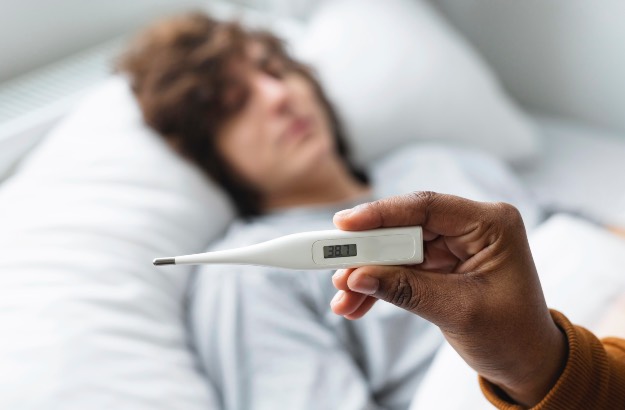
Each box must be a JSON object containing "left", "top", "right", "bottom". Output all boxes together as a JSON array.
[{"left": 497, "top": 316, "right": 568, "bottom": 406}]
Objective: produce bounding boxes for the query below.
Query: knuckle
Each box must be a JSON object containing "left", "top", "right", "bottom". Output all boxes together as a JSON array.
[
  {"left": 384, "top": 268, "right": 422, "bottom": 312},
  {"left": 400, "top": 191, "right": 437, "bottom": 226},
  {"left": 358, "top": 199, "right": 383, "bottom": 220},
  {"left": 409, "top": 190, "right": 437, "bottom": 205},
  {"left": 492, "top": 201, "right": 521, "bottom": 220},
  {"left": 491, "top": 202, "right": 524, "bottom": 229},
  {"left": 366, "top": 191, "right": 438, "bottom": 228}
]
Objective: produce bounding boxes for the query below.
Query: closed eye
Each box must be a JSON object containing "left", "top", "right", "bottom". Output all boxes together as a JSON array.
[{"left": 256, "top": 53, "right": 288, "bottom": 79}]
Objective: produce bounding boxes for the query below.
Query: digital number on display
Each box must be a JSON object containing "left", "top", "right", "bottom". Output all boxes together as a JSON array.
[{"left": 323, "top": 244, "right": 357, "bottom": 259}]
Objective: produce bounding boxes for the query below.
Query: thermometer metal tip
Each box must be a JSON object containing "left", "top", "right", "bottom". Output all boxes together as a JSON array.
[{"left": 153, "top": 257, "right": 176, "bottom": 266}]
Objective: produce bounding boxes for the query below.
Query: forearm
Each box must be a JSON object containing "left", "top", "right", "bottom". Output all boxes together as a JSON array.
[{"left": 481, "top": 310, "right": 625, "bottom": 409}]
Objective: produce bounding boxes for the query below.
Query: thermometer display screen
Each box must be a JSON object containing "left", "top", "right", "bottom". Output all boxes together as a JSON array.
[{"left": 323, "top": 244, "right": 357, "bottom": 259}]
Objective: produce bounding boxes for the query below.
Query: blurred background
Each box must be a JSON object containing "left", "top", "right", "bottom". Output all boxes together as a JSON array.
[
  {"left": 2, "top": 0, "right": 625, "bottom": 214},
  {"left": 1, "top": 2, "right": 625, "bottom": 409},
  {"left": 2, "top": 0, "right": 625, "bottom": 125}
]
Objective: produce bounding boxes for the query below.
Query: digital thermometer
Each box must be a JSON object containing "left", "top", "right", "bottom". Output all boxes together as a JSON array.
[{"left": 153, "top": 227, "right": 423, "bottom": 270}]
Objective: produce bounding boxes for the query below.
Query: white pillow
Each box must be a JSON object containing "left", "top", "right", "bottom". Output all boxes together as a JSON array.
[
  {"left": 295, "top": 0, "right": 539, "bottom": 165},
  {"left": 0, "top": 76, "right": 232, "bottom": 409},
  {"left": 0, "top": 114, "right": 58, "bottom": 182}
]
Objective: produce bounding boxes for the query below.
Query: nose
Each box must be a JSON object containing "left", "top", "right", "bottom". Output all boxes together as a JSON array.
[{"left": 253, "top": 73, "right": 290, "bottom": 116}]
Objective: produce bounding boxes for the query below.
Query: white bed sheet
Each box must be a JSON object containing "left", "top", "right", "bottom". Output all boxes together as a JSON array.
[{"left": 518, "top": 115, "right": 625, "bottom": 225}]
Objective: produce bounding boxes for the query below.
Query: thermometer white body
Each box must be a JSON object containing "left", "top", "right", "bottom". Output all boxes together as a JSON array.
[{"left": 153, "top": 227, "right": 423, "bottom": 270}]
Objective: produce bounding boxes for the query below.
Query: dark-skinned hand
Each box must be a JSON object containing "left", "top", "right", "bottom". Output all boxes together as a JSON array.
[{"left": 330, "top": 192, "right": 567, "bottom": 407}]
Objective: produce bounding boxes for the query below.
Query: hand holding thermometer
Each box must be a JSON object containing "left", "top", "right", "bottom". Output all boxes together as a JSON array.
[{"left": 153, "top": 227, "right": 423, "bottom": 270}]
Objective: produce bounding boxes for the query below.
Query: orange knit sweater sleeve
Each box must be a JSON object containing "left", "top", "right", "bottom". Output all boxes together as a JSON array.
[{"left": 480, "top": 310, "right": 625, "bottom": 410}]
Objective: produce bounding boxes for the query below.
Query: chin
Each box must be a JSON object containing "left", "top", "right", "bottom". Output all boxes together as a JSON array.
[
  {"left": 288, "top": 143, "right": 337, "bottom": 184},
  {"left": 305, "top": 133, "right": 335, "bottom": 163}
]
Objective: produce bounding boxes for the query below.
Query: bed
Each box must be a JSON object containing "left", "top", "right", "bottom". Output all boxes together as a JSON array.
[{"left": 1, "top": 1, "right": 624, "bottom": 409}]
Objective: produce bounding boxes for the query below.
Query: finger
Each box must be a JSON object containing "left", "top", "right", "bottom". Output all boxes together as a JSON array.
[
  {"left": 333, "top": 191, "right": 493, "bottom": 238},
  {"left": 420, "top": 235, "right": 461, "bottom": 272},
  {"left": 345, "top": 265, "right": 469, "bottom": 323},
  {"left": 330, "top": 289, "right": 368, "bottom": 316},
  {"left": 343, "top": 296, "right": 378, "bottom": 320},
  {"left": 331, "top": 268, "right": 354, "bottom": 291},
  {"left": 422, "top": 228, "right": 438, "bottom": 241}
]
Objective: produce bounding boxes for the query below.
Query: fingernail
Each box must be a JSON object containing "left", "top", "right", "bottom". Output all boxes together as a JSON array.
[
  {"left": 332, "top": 269, "right": 345, "bottom": 280},
  {"left": 331, "top": 290, "right": 345, "bottom": 305},
  {"left": 334, "top": 208, "right": 354, "bottom": 218},
  {"left": 349, "top": 275, "right": 379, "bottom": 295}
]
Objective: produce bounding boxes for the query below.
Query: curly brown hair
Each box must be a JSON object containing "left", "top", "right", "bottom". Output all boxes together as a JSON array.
[{"left": 117, "top": 12, "right": 366, "bottom": 218}]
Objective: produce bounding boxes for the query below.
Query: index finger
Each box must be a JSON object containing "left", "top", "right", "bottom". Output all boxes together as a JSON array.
[{"left": 333, "top": 191, "right": 493, "bottom": 237}]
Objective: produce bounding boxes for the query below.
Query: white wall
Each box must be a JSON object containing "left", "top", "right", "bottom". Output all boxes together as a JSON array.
[
  {"left": 431, "top": 0, "right": 625, "bottom": 136},
  {"left": 0, "top": 0, "right": 207, "bottom": 82}
]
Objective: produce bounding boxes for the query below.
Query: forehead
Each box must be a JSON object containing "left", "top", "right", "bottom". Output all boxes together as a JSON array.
[
  {"left": 245, "top": 35, "right": 291, "bottom": 66},
  {"left": 224, "top": 36, "right": 286, "bottom": 78}
]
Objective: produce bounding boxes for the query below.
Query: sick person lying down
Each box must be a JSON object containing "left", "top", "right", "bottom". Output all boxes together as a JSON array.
[{"left": 118, "top": 13, "right": 625, "bottom": 409}]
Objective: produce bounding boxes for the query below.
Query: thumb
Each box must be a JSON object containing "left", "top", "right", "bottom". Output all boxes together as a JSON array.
[{"left": 346, "top": 265, "right": 469, "bottom": 325}]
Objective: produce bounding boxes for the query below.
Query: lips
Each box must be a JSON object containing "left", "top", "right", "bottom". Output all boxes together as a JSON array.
[{"left": 282, "top": 116, "right": 313, "bottom": 143}]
